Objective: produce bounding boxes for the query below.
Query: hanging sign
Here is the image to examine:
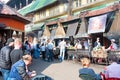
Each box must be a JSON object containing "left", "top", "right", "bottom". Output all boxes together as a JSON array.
[{"left": 88, "top": 14, "right": 107, "bottom": 34}]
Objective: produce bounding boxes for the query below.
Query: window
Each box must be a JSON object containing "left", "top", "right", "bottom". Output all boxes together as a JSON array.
[
  {"left": 74, "top": 0, "right": 81, "bottom": 8},
  {"left": 87, "top": 0, "right": 97, "bottom": 3},
  {"left": 63, "top": 3, "right": 68, "bottom": 11},
  {"left": 39, "top": 11, "right": 46, "bottom": 19},
  {"left": 49, "top": 6, "right": 60, "bottom": 17}
]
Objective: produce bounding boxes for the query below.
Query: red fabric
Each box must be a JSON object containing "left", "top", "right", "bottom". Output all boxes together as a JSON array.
[
  {"left": 100, "top": 73, "right": 120, "bottom": 80},
  {"left": 110, "top": 45, "right": 113, "bottom": 49},
  {"left": 105, "top": 78, "right": 120, "bottom": 80}
]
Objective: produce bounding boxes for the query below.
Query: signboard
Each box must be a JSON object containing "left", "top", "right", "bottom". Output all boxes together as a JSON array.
[{"left": 88, "top": 14, "right": 107, "bottom": 34}]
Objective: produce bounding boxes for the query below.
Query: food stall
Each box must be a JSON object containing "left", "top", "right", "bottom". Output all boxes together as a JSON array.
[
  {"left": 67, "top": 45, "right": 90, "bottom": 61},
  {"left": 91, "top": 46, "right": 108, "bottom": 64}
]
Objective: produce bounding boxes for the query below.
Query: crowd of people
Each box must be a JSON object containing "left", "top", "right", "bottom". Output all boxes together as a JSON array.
[
  {"left": 0, "top": 35, "right": 119, "bottom": 80},
  {"left": 79, "top": 57, "right": 120, "bottom": 80},
  {"left": 79, "top": 37, "right": 120, "bottom": 80},
  {"left": 0, "top": 38, "right": 36, "bottom": 80}
]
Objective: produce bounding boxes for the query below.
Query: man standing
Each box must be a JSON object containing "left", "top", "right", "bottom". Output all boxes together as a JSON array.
[
  {"left": 0, "top": 38, "right": 14, "bottom": 80},
  {"left": 47, "top": 39, "right": 54, "bottom": 62},
  {"left": 10, "top": 38, "right": 23, "bottom": 65},
  {"left": 94, "top": 37, "right": 101, "bottom": 47},
  {"left": 59, "top": 39, "right": 66, "bottom": 61}
]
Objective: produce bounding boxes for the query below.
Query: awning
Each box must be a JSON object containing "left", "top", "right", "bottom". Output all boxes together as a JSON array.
[
  {"left": 65, "top": 22, "right": 78, "bottom": 38},
  {"left": 88, "top": 14, "right": 107, "bottom": 34},
  {"left": 104, "top": 10, "right": 120, "bottom": 36},
  {"left": 55, "top": 22, "right": 65, "bottom": 38},
  {"left": 25, "top": 23, "right": 33, "bottom": 32},
  {"left": 50, "top": 28, "right": 56, "bottom": 40},
  {"left": 26, "top": 32, "right": 37, "bottom": 38},
  {"left": 42, "top": 26, "right": 50, "bottom": 38},
  {"left": 75, "top": 18, "right": 89, "bottom": 38},
  {"left": 31, "top": 22, "right": 44, "bottom": 31}
]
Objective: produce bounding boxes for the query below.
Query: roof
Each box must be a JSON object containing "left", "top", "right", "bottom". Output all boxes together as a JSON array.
[
  {"left": 18, "top": 0, "right": 57, "bottom": 15},
  {"left": 33, "top": 0, "right": 57, "bottom": 11},
  {"left": 0, "top": 1, "right": 30, "bottom": 24},
  {"left": 18, "top": 0, "right": 37, "bottom": 15}
]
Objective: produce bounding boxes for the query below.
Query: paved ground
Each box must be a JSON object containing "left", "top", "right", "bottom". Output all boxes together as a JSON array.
[
  {"left": 0, "top": 58, "right": 105, "bottom": 80},
  {"left": 30, "top": 58, "right": 105, "bottom": 80}
]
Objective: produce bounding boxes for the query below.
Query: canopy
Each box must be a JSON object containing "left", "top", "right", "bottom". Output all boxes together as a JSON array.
[
  {"left": 105, "top": 10, "right": 120, "bottom": 36},
  {"left": 65, "top": 22, "right": 78, "bottom": 38},
  {"left": 31, "top": 22, "right": 44, "bottom": 31},
  {"left": 55, "top": 22, "right": 65, "bottom": 39},
  {"left": 75, "top": 18, "right": 89, "bottom": 38},
  {"left": 42, "top": 25, "right": 50, "bottom": 38}
]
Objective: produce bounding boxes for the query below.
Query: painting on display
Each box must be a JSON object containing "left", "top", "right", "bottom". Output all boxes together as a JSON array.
[{"left": 88, "top": 14, "right": 107, "bottom": 34}]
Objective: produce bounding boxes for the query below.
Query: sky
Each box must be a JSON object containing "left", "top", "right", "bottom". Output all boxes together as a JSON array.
[{"left": 0, "top": 0, "right": 9, "bottom": 3}]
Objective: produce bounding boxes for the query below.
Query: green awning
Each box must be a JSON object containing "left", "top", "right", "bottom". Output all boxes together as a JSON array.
[
  {"left": 33, "top": 0, "right": 57, "bottom": 12},
  {"left": 18, "top": 0, "right": 37, "bottom": 15},
  {"left": 18, "top": 0, "right": 57, "bottom": 15},
  {"left": 31, "top": 23, "right": 44, "bottom": 31},
  {"left": 25, "top": 26, "right": 32, "bottom": 32}
]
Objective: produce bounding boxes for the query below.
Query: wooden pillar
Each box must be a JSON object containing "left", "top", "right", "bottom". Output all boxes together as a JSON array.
[{"left": 22, "top": 32, "right": 24, "bottom": 42}]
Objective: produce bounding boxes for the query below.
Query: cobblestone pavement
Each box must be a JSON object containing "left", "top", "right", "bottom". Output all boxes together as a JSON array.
[{"left": 0, "top": 58, "right": 105, "bottom": 80}]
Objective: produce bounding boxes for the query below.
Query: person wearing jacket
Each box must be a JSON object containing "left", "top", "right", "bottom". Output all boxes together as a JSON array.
[
  {"left": 8, "top": 54, "right": 36, "bottom": 80},
  {"left": 10, "top": 38, "right": 23, "bottom": 65},
  {"left": 0, "top": 38, "right": 14, "bottom": 80},
  {"left": 79, "top": 58, "right": 101, "bottom": 80}
]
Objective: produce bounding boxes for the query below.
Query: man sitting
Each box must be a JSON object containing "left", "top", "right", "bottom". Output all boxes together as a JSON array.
[
  {"left": 79, "top": 58, "right": 101, "bottom": 80},
  {"left": 103, "top": 56, "right": 120, "bottom": 79}
]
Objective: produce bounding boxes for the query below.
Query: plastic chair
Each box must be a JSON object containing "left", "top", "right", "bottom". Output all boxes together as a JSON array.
[
  {"left": 79, "top": 74, "right": 95, "bottom": 80},
  {"left": 32, "top": 75, "right": 46, "bottom": 80}
]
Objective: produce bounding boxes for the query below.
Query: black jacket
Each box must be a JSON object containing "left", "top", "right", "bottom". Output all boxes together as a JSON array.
[{"left": 0, "top": 46, "right": 12, "bottom": 70}]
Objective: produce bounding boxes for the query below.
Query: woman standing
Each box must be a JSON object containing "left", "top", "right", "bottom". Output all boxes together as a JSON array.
[{"left": 32, "top": 38, "right": 40, "bottom": 59}]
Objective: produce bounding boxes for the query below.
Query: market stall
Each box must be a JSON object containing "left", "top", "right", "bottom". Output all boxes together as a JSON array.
[
  {"left": 91, "top": 46, "right": 108, "bottom": 64},
  {"left": 67, "top": 46, "right": 90, "bottom": 61}
]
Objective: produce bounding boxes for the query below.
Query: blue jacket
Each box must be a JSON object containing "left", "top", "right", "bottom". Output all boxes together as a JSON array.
[
  {"left": 79, "top": 68, "right": 101, "bottom": 80},
  {"left": 9, "top": 60, "right": 27, "bottom": 80}
]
